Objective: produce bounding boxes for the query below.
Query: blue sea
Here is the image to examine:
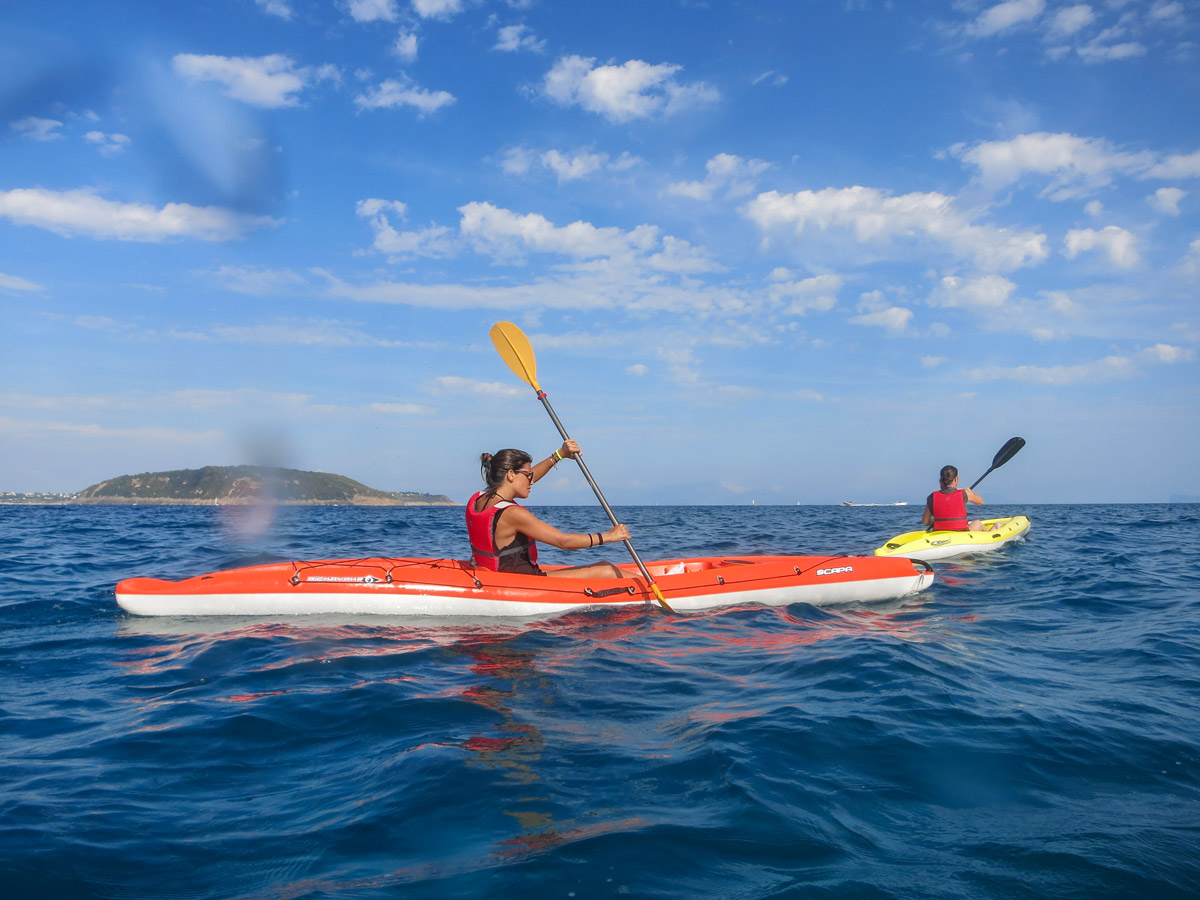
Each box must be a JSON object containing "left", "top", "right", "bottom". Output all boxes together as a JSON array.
[{"left": 2, "top": 503, "right": 1197, "bottom": 899}]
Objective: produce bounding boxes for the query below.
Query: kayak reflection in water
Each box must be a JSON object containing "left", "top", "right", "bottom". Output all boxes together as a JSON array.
[
  {"left": 466, "top": 440, "right": 631, "bottom": 579},
  {"left": 922, "top": 464, "right": 994, "bottom": 532}
]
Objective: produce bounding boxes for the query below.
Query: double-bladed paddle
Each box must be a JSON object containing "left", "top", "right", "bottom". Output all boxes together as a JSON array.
[
  {"left": 489, "top": 321, "right": 675, "bottom": 613},
  {"left": 969, "top": 437, "right": 1026, "bottom": 490}
]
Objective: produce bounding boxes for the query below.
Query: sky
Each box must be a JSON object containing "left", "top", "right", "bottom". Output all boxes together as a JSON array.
[{"left": 1, "top": 0, "right": 1198, "bottom": 506}]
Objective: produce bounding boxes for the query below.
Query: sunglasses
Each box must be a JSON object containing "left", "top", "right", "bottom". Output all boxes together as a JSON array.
[{"left": 512, "top": 469, "right": 534, "bottom": 482}]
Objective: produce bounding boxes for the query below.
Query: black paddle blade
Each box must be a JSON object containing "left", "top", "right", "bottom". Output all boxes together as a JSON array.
[
  {"left": 992, "top": 437, "right": 1026, "bottom": 468},
  {"left": 970, "top": 437, "right": 1026, "bottom": 490}
]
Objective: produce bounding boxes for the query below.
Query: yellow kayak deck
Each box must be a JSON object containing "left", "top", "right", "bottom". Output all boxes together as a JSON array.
[{"left": 873, "top": 516, "right": 1031, "bottom": 562}]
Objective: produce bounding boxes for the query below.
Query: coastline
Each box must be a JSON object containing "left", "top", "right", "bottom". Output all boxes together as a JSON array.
[{"left": 1, "top": 497, "right": 460, "bottom": 507}]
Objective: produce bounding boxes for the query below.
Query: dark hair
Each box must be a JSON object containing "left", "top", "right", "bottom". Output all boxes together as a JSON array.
[
  {"left": 939, "top": 465, "right": 959, "bottom": 489},
  {"left": 480, "top": 448, "right": 532, "bottom": 489}
]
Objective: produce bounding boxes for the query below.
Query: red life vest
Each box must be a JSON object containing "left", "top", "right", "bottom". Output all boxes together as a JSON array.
[
  {"left": 929, "top": 489, "right": 969, "bottom": 531},
  {"left": 465, "top": 490, "right": 539, "bottom": 571}
]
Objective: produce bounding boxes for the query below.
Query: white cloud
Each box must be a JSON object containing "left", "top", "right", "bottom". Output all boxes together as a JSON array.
[
  {"left": 647, "top": 235, "right": 724, "bottom": 274},
  {"left": 1184, "top": 237, "right": 1200, "bottom": 275},
  {"left": 540, "top": 149, "right": 606, "bottom": 182},
  {"left": 209, "top": 265, "right": 310, "bottom": 296},
  {"left": 1149, "top": 2, "right": 1186, "bottom": 25},
  {"left": 355, "top": 78, "right": 455, "bottom": 115},
  {"left": 657, "top": 346, "right": 703, "bottom": 386},
  {"left": 542, "top": 55, "right": 719, "bottom": 122},
  {"left": 1063, "top": 225, "right": 1140, "bottom": 267},
  {"left": 11, "top": 116, "right": 63, "bottom": 141},
  {"left": 1146, "top": 150, "right": 1200, "bottom": 179},
  {"left": 1077, "top": 31, "right": 1146, "bottom": 63},
  {"left": 501, "top": 146, "right": 643, "bottom": 181},
  {"left": 394, "top": 30, "right": 419, "bottom": 63},
  {"left": 921, "top": 356, "right": 947, "bottom": 368},
  {"left": 0, "top": 187, "right": 278, "bottom": 242},
  {"left": 85, "top": 131, "right": 131, "bottom": 156},
  {"left": 495, "top": 24, "right": 546, "bottom": 53},
  {"left": 751, "top": 70, "right": 788, "bottom": 87},
  {"left": 356, "top": 198, "right": 457, "bottom": 258},
  {"left": 967, "top": 344, "right": 1193, "bottom": 384},
  {"left": 0, "top": 272, "right": 45, "bottom": 292},
  {"left": 951, "top": 132, "right": 1156, "bottom": 199},
  {"left": 1048, "top": 4, "right": 1095, "bottom": 37},
  {"left": 744, "top": 185, "right": 1048, "bottom": 272},
  {"left": 1149, "top": 187, "right": 1185, "bottom": 215},
  {"left": 458, "top": 201, "right": 656, "bottom": 261},
  {"left": 851, "top": 289, "right": 913, "bottom": 333},
  {"left": 429, "top": 376, "right": 522, "bottom": 398},
  {"left": 626, "top": 364, "right": 649, "bottom": 376},
  {"left": 454, "top": 202, "right": 721, "bottom": 273},
  {"left": 666, "top": 153, "right": 771, "bottom": 202},
  {"left": 369, "top": 402, "right": 435, "bottom": 414},
  {"left": 499, "top": 146, "right": 535, "bottom": 175},
  {"left": 851, "top": 306, "right": 913, "bottom": 333},
  {"left": 172, "top": 54, "right": 332, "bottom": 108},
  {"left": 966, "top": 0, "right": 1046, "bottom": 38},
  {"left": 768, "top": 273, "right": 841, "bottom": 315},
  {"left": 928, "top": 273, "right": 1017, "bottom": 309},
  {"left": 1143, "top": 342, "right": 1193, "bottom": 364},
  {"left": 412, "top": 0, "right": 463, "bottom": 19},
  {"left": 255, "top": 0, "right": 293, "bottom": 19},
  {"left": 176, "top": 319, "right": 414, "bottom": 348},
  {"left": 346, "top": 0, "right": 398, "bottom": 22}
]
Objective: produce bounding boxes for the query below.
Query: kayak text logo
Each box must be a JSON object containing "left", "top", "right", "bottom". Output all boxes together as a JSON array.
[{"left": 815, "top": 566, "right": 854, "bottom": 576}]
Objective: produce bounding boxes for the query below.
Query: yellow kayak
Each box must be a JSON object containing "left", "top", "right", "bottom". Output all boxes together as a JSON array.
[{"left": 873, "top": 516, "right": 1031, "bottom": 562}]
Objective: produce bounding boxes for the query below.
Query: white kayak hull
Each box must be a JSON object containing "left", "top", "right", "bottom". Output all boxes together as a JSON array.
[{"left": 116, "top": 555, "right": 935, "bottom": 618}]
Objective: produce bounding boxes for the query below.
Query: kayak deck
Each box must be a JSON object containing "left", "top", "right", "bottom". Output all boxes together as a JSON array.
[
  {"left": 873, "top": 516, "right": 1031, "bottom": 562},
  {"left": 116, "top": 554, "right": 935, "bottom": 618}
]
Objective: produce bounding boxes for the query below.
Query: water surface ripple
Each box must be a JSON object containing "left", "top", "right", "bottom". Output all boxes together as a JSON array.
[{"left": 1, "top": 504, "right": 1197, "bottom": 898}]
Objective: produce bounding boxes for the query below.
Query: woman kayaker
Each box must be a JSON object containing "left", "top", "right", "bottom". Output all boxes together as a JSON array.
[
  {"left": 922, "top": 465, "right": 989, "bottom": 532},
  {"left": 467, "top": 441, "right": 630, "bottom": 578}
]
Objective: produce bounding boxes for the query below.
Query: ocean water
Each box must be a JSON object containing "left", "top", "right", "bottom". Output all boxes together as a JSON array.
[{"left": 1, "top": 503, "right": 1197, "bottom": 899}]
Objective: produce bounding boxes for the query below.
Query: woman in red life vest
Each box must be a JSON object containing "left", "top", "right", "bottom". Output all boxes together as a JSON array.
[
  {"left": 466, "top": 440, "right": 630, "bottom": 578},
  {"left": 922, "top": 464, "right": 987, "bottom": 532}
]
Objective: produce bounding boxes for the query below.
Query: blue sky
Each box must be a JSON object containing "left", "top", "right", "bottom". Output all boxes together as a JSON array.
[{"left": 2, "top": 0, "right": 1197, "bottom": 505}]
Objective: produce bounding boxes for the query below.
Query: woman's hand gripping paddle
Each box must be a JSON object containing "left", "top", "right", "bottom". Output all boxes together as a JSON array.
[
  {"left": 489, "top": 321, "right": 675, "bottom": 613},
  {"left": 969, "top": 437, "right": 1026, "bottom": 491}
]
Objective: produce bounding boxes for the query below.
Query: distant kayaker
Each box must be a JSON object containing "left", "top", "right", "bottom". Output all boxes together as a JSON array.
[
  {"left": 467, "top": 440, "right": 630, "bottom": 578},
  {"left": 922, "top": 465, "right": 989, "bottom": 532}
]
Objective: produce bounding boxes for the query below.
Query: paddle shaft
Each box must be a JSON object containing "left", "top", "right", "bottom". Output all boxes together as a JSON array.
[
  {"left": 968, "top": 468, "right": 996, "bottom": 491},
  {"left": 534, "top": 389, "right": 670, "bottom": 608}
]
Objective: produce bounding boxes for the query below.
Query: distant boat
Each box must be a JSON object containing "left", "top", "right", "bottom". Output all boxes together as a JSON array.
[{"left": 843, "top": 501, "right": 909, "bottom": 507}]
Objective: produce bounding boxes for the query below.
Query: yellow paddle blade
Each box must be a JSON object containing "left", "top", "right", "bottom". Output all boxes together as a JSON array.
[{"left": 489, "top": 321, "right": 541, "bottom": 391}]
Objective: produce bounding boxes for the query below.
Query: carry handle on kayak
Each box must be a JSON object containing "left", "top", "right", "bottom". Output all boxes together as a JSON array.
[
  {"left": 969, "top": 437, "right": 1025, "bottom": 490},
  {"left": 489, "top": 321, "right": 675, "bottom": 613}
]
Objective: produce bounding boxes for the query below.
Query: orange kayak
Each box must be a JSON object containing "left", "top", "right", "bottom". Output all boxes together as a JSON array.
[{"left": 116, "top": 554, "right": 933, "bottom": 618}]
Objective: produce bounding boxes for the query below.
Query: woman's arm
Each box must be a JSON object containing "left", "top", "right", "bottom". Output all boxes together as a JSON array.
[
  {"left": 498, "top": 505, "right": 628, "bottom": 550},
  {"left": 530, "top": 439, "right": 580, "bottom": 484},
  {"left": 964, "top": 487, "right": 984, "bottom": 506}
]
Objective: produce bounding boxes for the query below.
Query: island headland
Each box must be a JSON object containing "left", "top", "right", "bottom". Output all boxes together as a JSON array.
[{"left": 4, "top": 466, "right": 458, "bottom": 506}]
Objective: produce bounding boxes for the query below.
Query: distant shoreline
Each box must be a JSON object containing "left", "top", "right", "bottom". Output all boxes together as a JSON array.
[{"left": 0, "top": 497, "right": 460, "bottom": 507}]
